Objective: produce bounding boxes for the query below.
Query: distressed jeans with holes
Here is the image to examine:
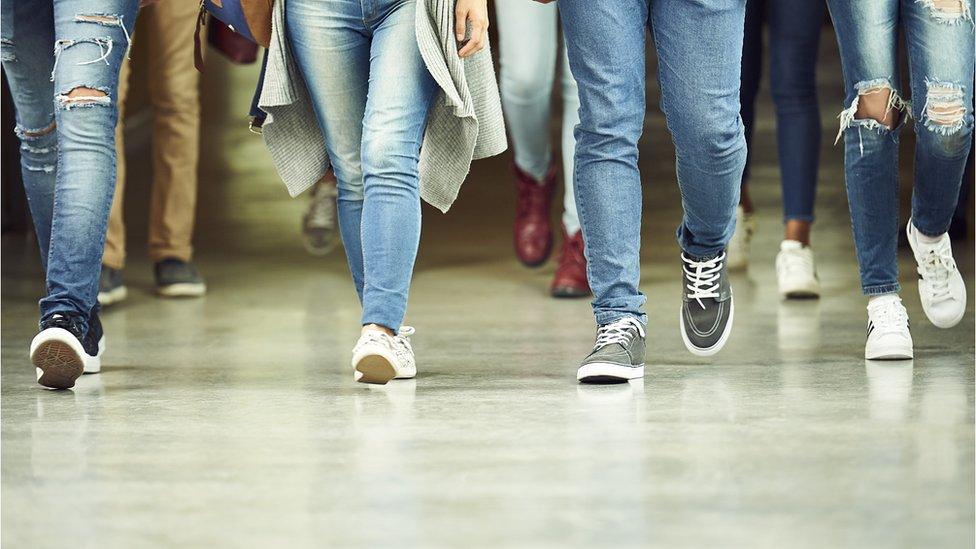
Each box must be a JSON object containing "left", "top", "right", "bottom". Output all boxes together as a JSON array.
[
  {"left": 1, "top": 0, "right": 138, "bottom": 332},
  {"left": 558, "top": 0, "right": 747, "bottom": 326},
  {"left": 827, "top": 0, "right": 975, "bottom": 296}
]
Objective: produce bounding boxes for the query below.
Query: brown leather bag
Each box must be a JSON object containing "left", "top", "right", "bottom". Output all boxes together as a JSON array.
[{"left": 195, "top": 0, "right": 272, "bottom": 71}]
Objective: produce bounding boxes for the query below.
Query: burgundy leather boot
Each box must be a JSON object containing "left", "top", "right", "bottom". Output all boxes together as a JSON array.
[
  {"left": 513, "top": 163, "right": 556, "bottom": 267},
  {"left": 550, "top": 230, "right": 590, "bottom": 298}
]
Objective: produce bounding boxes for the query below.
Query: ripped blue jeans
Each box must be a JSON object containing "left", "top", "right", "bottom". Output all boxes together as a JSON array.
[
  {"left": 1, "top": 0, "right": 136, "bottom": 331},
  {"left": 828, "top": 0, "right": 975, "bottom": 295}
]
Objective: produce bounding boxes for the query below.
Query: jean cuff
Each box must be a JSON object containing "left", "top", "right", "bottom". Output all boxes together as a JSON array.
[
  {"left": 909, "top": 217, "right": 950, "bottom": 238},
  {"left": 594, "top": 311, "right": 647, "bottom": 327},
  {"left": 862, "top": 283, "right": 900, "bottom": 296}
]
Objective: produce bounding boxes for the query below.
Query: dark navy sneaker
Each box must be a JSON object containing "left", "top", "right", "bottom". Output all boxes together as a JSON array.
[
  {"left": 30, "top": 313, "right": 99, "bottom": 389},
  {"left": 679, "top": 251, "right": 734, "bottom": 356},
  {"left": 155, "top": 258, "right": 207, "bottom": 298},
  {"left": 577, "top": 317, "right": 646, "bottom": 383},
  {"left": 84, "top": 310, "right": 106, "bottom": 373},
  {"left": 97, "top": 265, "right": 128, "bottom": 306}
]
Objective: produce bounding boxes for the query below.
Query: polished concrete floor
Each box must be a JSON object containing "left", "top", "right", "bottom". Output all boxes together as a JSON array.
[{"left": 2, "top": 33, "right": 974, "bottom": 548}]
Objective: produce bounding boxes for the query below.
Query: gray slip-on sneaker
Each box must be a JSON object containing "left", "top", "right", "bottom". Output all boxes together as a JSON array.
[
  {"left": 577, "top": 317, "right": 646, "bottom": 384},
  {"left": 679, "top": 251, "right": 734, "bottom": 356}
]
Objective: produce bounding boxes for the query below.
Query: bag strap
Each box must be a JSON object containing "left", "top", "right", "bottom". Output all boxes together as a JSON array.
[{"left": 194, "top": 4, "right": 208, "bottom": 72}]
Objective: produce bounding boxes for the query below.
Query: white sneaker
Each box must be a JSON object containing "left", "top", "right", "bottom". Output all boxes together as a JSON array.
[
  {"left": 865, "top": 295, "right": 913, "bottom": 360},
  {"left": 727, "top": 205, "right": 756, "bottom": 271},
  {"left": 351, "top": 326, "right": 417, "bottom": 385},
  {"left": 906, "top": 221, "right": 966, "bottom": 328},
  {"left": 775, "top": 240, "right": 821, "bottom": 299}
]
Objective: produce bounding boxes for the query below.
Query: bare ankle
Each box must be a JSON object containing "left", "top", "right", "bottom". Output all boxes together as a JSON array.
[
  {"left": 362, "top": 323, "right": 395, "bottom": 336},
  {"left": 784, "top": 220, "right": 812, "bottom": 246}
]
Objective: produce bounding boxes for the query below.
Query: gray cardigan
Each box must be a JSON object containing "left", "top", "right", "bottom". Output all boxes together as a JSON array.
[{"left": 258, "top": 0, "right": 507, "bottom": 213}]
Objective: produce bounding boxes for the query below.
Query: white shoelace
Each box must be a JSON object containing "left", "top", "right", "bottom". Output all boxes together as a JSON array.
[
  {"left": 393, "top": 326, "right": 415, "bottom": 362},
  {"left": 683, "top": 253, "right": 724, "bottom": 309},
  {"left": 306, "top": 182, "right": 337, "bottom": 229},
  {"left": 594, "top": 318, "right": 645, "bottom": 349},
  {"left": 917, "top": 238, "right": 957, "bottom": 302},
  {"left": 867, "top": 297, "right": 909, "bottom": 332}
]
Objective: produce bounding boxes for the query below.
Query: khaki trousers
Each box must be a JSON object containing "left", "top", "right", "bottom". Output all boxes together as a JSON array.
[{"left": 103, "top": 0, "right": 201, "bottom": 269}]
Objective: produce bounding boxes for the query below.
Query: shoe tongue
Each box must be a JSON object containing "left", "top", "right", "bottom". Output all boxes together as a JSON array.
[{"left": 781, "top": 240, "right": 803, "bottom": 251}]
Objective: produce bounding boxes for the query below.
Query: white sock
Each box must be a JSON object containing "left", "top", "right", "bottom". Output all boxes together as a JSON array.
[
  {"left": 869, "top": 294, "right": 900, "bottom": 307},
  {"left": 911, "top": 222, "right": 944, "bottom": 245}
]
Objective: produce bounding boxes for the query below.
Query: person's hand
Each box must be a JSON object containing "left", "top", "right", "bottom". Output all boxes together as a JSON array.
[{"left": 455, "top": 0, "right": 488, "bottom": 58}]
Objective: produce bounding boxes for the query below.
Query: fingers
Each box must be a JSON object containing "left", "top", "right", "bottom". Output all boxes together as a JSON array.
[
  {"left": 457, "top": 10, "right": 488, "bottom": 58},
  {"left": 455, "top": 5, "right": 468, "bottom": 42}
]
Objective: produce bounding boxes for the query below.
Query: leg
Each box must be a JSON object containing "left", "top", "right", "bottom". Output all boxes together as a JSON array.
[
  {"left": 42, "top": 0, "right": 138, "bottom": 328},
  {"left": 558, "top": 0, "right": 649, "bottom": 326},
  {"left": 739, "top": 0, "right": 764, "bottom": 213},
  {"left": 143, "top": 0, "right": 202, "bottom": 263},
  {"left": 494, "top": 0, "right": 558, "bottom": 181},
  {"left": 827, "top": 0, "right": 902, "bottom": 296},
  {"left": 904, "top": 0, "right": 975, "bottom": 236},
  {"left": 103, "top": 57, "right": 129, "bottom": 270},
  {"left": 769, "top": 0, "right": 824, "bottom": 244},
  {"left": 286, "top": 0, "right": 370, "bottom": 300},
  {"left": 358, "top": 0, "right": 438, "bottom": 331},
  {"left": 559, "top": 40, "right": 582, "bottom": 236},
  {"left": 651, "top": 0, "right": 747, "bottom": 259},
  {"left": 1, "top": 0, "right": 57, "bottom": 270}
]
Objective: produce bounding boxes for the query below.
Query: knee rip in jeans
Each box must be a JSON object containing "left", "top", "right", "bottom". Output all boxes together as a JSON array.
[
  {"left": 834, "top": 79, "right": 909, "bottom": 154},
  {"left": 74, "top": 14, "right": 131, "bottom": 49},
  {"left": 921, "top": 79, "right": 968, "bottom": 135},
  {"left": 56, "top": 86, "right": 111, "bottom": 110},
  {"left": 0, "top": 38, "right": 15, "bottom": 62},
  {"left": 916, "top": 0, "right": 974, "bottom": 24}
]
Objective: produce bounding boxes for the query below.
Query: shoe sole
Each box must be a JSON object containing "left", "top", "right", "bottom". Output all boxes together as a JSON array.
[
  {"left": 551, "top": 286, "right": 590, "bottom": 298},
  {"left": 353, "top": 353, "right": 398, "bottom": 385},
  {"left": 781, "top": 287, "right": 821, "bottom": 300},
  {"left": 865, "top": 346, "right": 914, "bottom": 360},
  {"left": 156, "top": 283, "right": 207, "bottom": 298},
  {"left": 98, "top": 286, "right": 128, "bottom": 306},
  {"left": 30, "top": 329, "right": 87, "bottom": 390},
  {"left": 577, "top": 362, "right": 644, "bottom": 384},
  {"left": 679, "top": 297, "right": 735, "bottom": 357}
]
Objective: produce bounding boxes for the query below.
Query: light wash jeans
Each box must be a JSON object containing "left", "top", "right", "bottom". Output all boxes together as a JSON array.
[
  {"left": 287, "top": 0, "right": 437, "bottom": 332},
  {"left": 558, "top": 0, "right": 747, "bottom": 326},
  {"left": 495, "top": 0, "right": 580, "bottom": 235},
  {"left": 1, "top": 0, "right": 136, "bottom": 333},
  {"left": 828, "top": 0, "right": 975, "bottom": 295}
]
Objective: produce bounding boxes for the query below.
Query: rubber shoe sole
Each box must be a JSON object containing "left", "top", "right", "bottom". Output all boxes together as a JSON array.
[
  {"left": 98, "top": 285, "right": 128, "bottom": 306},
  {"left": 679, "top": 298, "right": 735, "bottom": 357},
  {"left": 156, "top": 282, "right": 207, "bottom": 298},
  {"left": 577, "top": 362, "right": 644, "bottom": 384},
  {"left": 31, "top": 328, "right": 87, "bottom": 390}
]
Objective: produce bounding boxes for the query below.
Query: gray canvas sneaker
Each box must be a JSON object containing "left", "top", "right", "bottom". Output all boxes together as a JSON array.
[
  {"left": 577, "top": 317, "right": 646, "bottom": 383},
  {"left": 679, "top": 251, "right": 734, "bottom": 356}
]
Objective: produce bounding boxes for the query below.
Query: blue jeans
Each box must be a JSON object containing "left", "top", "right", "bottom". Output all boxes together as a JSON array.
[
  {"left": 828, "top": 0, "right": 975, "bottom": 295},
  {"left": 558, "top": 0, "right": 747, "bottom": 326},
  {"left": 495, "top": 0, "right": 581, "bottom": 235},
  {"left": 287, "top": 0, "right": 437, "bottom": 332},
  {"left": 1, "top": 0, "right": 136, "bottom": 332},
  {"left": 740, "top": 0, "right": 824, "bottom": 223}
]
